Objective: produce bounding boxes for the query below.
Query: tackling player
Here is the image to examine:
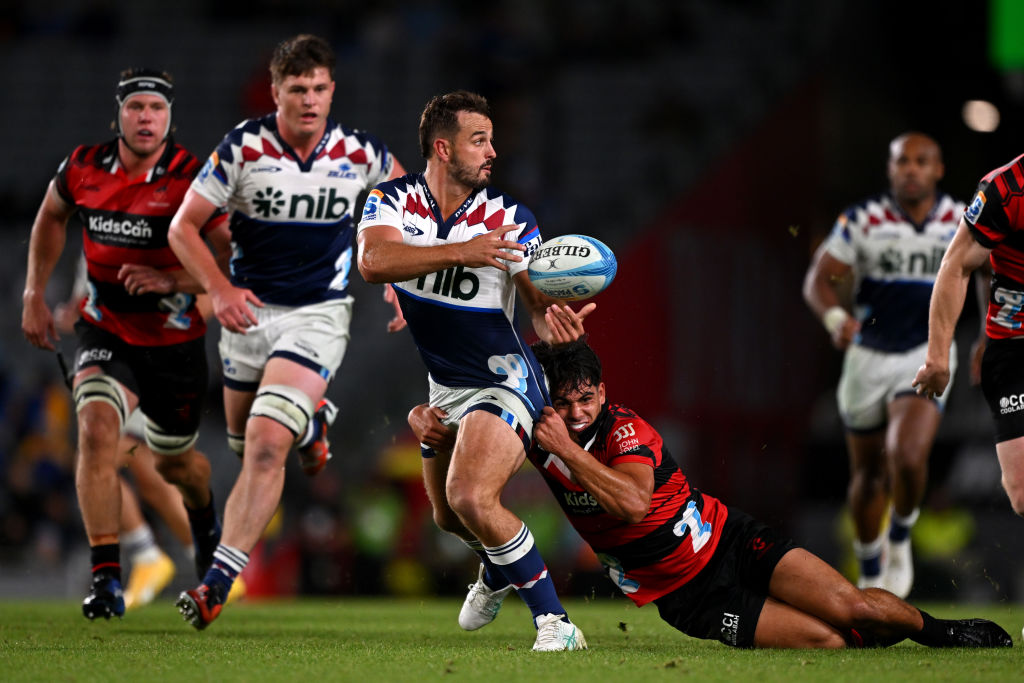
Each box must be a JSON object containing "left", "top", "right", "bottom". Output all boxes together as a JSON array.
[
  {"left": 410, "top": 339, "right": 1013, "bottom": 649},
  {"left": 802, "top": 132, "right": 976, "bottom": 596},
  {"left": 357, "top": 90, "right": 595, "bottom": 651},
  {"left": 171, "top": 34, "right": 406, "bottom": 629},
  {"left": 21, "top": 68, "right": 231, "bottom": 619}
]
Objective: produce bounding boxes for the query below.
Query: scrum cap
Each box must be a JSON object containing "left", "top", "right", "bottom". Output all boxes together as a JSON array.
[{"left": 115, "top": 68, "right": 174, "bottom": 139}]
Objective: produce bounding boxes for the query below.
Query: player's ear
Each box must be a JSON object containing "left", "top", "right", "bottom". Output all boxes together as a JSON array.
[
  {"left": 270, "top": 81, "right": 280, "bottom": 108},
  {"left": 434, "top": 138, "right": 450, "bottom": 162}
]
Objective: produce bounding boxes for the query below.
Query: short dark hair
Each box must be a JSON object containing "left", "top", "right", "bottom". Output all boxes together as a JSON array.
[
  {"left": 269, "top": 34, "right": 335, "bottom": 84},
  {"left": 418, "top": 90, "right": 490, "bottom": 159},
  {"left": 531, "top": 338, "right": 602, "bottom": 398}
]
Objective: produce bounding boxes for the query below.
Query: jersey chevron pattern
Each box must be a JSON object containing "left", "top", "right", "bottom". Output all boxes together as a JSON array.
[
  {"left": 823, "top": 192, "right": 962, "bottom": 352},
  {"left": 358, "top": 173, "right": 547, "bottom": 413},
  {"left": 528, "top": 404, "right": 728, "bottom": 606},
  {"left": 54, "top": 138, "right": 223, "bottom": 346},
  {"left": 964, "top": 154, "right": 1024, "bottom": 339},
  {"left": 192, "top": 114, "right": 394, "bottom": 306}
]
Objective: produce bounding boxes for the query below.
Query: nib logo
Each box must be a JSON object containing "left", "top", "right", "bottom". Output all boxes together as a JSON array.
[{"left": 253, "top": 187, "right": 286, "bottom": 217}]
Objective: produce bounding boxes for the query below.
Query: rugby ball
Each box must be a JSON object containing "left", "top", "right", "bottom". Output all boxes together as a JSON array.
[{"left": 528, "top": 234, "right": 617, "bottom": 301}]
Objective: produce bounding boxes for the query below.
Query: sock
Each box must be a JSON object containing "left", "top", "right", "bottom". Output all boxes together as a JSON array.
[
  {"left": 910, "top": 609, "right": 949, "bottom": 647},
  {"left": 90, "top": 543, "right": 122, "bottom": 582},
  {"left": 122, "top": 524, "right": 161, "bottom": 564},
  {"left": 464, "top": 538, "right": 510, "bottom": 590},
  {"left": 186, "top": 492, "right": 221, "bottom": 548},
  {"left": 485, "top": 523, "right": 566, "bottom": 625},
  {"left": 201, "top": 544, "right": 249, "bottom": 599},
  {"left": 297, "top": 414, "right": 319, "bottom": 450},
  {"left": 852, "top": 536, "right": 884, "bottom": 578},
  {"left": 888, "top": 507, "right": 919, "bottom": 543}
]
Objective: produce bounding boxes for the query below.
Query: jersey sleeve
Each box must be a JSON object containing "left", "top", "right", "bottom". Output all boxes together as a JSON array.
[
  {"left": 605, "top": 415, "right": 661, "bottom": 468},
  {"left": 507, "top": 202, "right": 542, "bottom": 276},
  {"left": 360, "top": 130, "right": 395, "bottom": 187},
  {"left": 357, "top": 184, "right": 401, "bottom": 233},
  {"left": 52, "top": 149, "right": 80, "bottom": 207},
  {"left": 821, "top": 208, "right": 858, "bottom": 266},
  {"left": 964, "top": 180, "right": 1013, "bottom": 249},
  {"left": 190, "top": 132, "right": 242, "bottom": 209}
]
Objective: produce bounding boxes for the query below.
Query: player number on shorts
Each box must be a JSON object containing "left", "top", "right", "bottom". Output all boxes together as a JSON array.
[
  {"left": 488, "top": 353, "right": 529, "bottom": 393},
  {"left": 993, "top": 287, "right": 1024, "bottom": 330},
  {"left": 160, "top": 293, "right": 195, "bottom": 330}
]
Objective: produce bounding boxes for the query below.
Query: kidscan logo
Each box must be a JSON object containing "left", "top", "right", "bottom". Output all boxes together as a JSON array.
[
  {"left": 999, "top": 394, "right": 1024, "bottom": 415},
  {"left": 88, "top": 216, "right": 153, "bottom": 239}
]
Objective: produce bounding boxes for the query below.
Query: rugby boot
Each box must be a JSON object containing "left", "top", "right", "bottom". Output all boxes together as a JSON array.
[
  {"left": 298, "top": 399, "right": 338, "bottom": 476},
  {"left": 459, "top": 564, "right": 514, "bottom": 630},
  {"left": 176, "top": 582, "right": 227, "bottom": 630},
  {"left": 124, "top": 549, "right": 175, "bottom": 609},
  {"left": 532, "top": 613, "right": 588, "bottom": 651},
  {"left": 82, "top": 575, "right": 125, "bottom": 620}
]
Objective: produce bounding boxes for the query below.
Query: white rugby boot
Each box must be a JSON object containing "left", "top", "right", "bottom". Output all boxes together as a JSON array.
[
  {"left": 459, "top": 564, "right": 514, "bottom": 630},
  {"left": 532, "top": 613, "right": 588, "bottom": 651},
  {"left": 885, "top": 537, "right": 914, "bottom": 598}
]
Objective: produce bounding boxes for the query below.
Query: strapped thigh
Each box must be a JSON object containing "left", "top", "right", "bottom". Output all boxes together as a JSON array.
[
  {"left": 250, "top": 384, "right": 314, "bottom": 438},
  {"left": 73, "top": 373, "right": 128, "bottom": 429}
]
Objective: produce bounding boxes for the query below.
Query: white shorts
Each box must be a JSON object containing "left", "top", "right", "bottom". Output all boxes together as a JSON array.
[
  {"left": 426, "top": 376, "right": 537, "bottom": 453},
  {"left": 837, "top": 341, "right": 955, "bottom": 432},
  {"left": 219, "top": 297, "right": 353, "bottom": 390}
]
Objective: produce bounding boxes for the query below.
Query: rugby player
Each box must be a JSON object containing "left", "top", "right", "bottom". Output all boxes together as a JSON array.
[
  {"left": 357, "top": 90, "right": 594, "bottom": 651},
  {"left": 802, "top": 133, "right": 976, "bottom": 596},
  {"left": 411, "top": 339, "right": 1013, "bottom": 649},
  {"left": 22, "top": 68, "right": 231, "bottom": 619},
  {"left": 171, "top": 34, "right": 406, "bottom": 629}
]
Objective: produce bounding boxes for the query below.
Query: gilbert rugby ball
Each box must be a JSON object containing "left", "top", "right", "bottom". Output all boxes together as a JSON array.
[{"left": 528, "top": 234, "right": 617, "bottom": 301}]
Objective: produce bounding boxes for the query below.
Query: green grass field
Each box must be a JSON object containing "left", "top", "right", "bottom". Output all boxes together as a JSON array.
[{"left": 0, "top": 597, "right": 1021, "bottom": 682}]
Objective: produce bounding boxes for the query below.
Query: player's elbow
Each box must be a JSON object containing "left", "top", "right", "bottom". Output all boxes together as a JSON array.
[
  {"left": 357, "top": 257, "right": 388, "bottom": 284},
  {"left": 618, "top": 497, "right": 651, "bottom": 525}
]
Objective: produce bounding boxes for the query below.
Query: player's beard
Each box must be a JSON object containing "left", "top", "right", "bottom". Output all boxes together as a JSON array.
[{"left": 450, "top": 153, "right": 491, "bottom": 190}]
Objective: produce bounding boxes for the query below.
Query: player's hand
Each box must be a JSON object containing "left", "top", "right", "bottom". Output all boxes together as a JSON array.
[
  {"left": 21, "top": 293, "right": 58, "bottom": 351},
  {"left": 534, "top": 406, "right": 575, "bottom": 455},
  {"left": 912, "top": 360, "right": 950, "bottom": 400},
  {"left": 969, "top": 336, "right": 986, "bottom": 386},
  {"left": 210, "top": 283, "right": 263, "bottom": 333},
  {"left": 831, "top": 316, "right": 860, "bottom": 351},
  {"left": 383, "top": 284, "right": 407, "bottom": 333},
  {"left": 118, "top": 263, "right": 175, "bottom": 295},
  {"left": 458, "top": 226, "right": 526, "bottom": 271},
  {"left": 545, "top": 302, "right": 597, "bottom": 344},
  {"left": 407, "top": 403, "right": 455, "bottom": 452}
]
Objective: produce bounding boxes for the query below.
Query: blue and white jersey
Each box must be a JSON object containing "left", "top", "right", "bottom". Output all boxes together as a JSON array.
[
  {"left": 823, "top": 192, "right": 963, "bottom": 352},
  {"left": 357, "top": 173, "right": 547, "bottom": 413},
  {"left": 192, "top": 114, "right": 394, "bottom": 306}
]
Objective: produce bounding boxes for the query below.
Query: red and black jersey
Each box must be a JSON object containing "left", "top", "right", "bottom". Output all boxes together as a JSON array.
[
  {"left": 54, "top": 138, "right": 225, "bottom": 346},
  {"left": 963, "top": 153, "right": 1024, "bottom": 339},
  {"left": 527, "top": 403, "right": 728, "bottom": 606}
]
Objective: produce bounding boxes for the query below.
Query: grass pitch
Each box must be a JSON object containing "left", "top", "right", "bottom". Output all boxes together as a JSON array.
[{"left": 0, "top": 597, "right": 1021, "bottom": 682}]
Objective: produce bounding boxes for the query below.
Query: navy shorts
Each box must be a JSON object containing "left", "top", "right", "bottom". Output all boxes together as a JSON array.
[
  {"left": 653, "top": 506, "right": 797, "bottom": 648},
  {"left": 981, "top": 337, "right": 1024, "bottom": 442},
  {"left": 74, "top": 320, "right": 207, "bottom": 437}
]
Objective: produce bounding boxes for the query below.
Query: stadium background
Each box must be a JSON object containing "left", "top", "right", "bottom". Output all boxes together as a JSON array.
[{"left": 1, "top": 0, "right": 1023, "bottom": 602}]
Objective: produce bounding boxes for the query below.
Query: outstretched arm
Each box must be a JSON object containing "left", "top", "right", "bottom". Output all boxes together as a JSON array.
[
  {"left": 513, "top": 270, "right": 596, "bottom": 343},
  {"left": 22, "top": 181, "right": 74, "bottom": 350},
  {"left": 913, "top": 219, "right": 992, "bottom": 398}
]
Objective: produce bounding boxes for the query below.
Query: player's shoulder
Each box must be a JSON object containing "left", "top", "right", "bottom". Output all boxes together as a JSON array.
[
  {"left": 331, "top": 120, "right": 388, "bottom": 151},
  {"left": 63, "top": 139, "right": 119, "bottom": 171},
  {"left": 162, "top": 140, "right": 204, "bottom": 178},
  {"left": 981, "top": 152, "right": 1024, "bottom": 184},
  {"left": 374, "top": 172, "right": 422, "bottom": 200},
  {"left": 480, "top": 185, "right": 537, "bottom": 224},
  {"left": 217, "top": 114, "right": 274, "bottom": 150}
]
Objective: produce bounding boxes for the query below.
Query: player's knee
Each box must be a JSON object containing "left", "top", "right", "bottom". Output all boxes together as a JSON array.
[
  {"left": 250, "top": 384, "right": 313, "bottom": 445},
  {"left": 74, "top": 374, "right": 127, "bottom": 443},
  {"left": 144, "top": 417, "right": 198, "bottom": 457},
  {"left": 432, "top": 507, "right": 464, "bottom": 535},
  {"left": 445, "top": 482, "right": 494, "bottom": 527},
  {"left": 842, "top": 590, "right": 881, "bottom": 628}
]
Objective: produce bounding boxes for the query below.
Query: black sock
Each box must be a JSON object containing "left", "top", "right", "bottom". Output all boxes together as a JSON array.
[
  {"left": 186, "top": 490, "right": 216, "bottom": 525},
  {"left": 910, "top": 609, "right": 949, "bottom": 647},
  {"left": 90, "top": 543, "right": 121, "bottom": 582}
]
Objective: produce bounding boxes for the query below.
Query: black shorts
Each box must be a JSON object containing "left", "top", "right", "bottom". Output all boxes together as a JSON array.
[
  {"left": 981, "top": 337, "right": 1024, "bottom": 442},
  {"left": 653, "top": 506, "right": 797, "bottom": 648},
  {"left": 74, "top": 320, "right": 207, "bottom": 437}
]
